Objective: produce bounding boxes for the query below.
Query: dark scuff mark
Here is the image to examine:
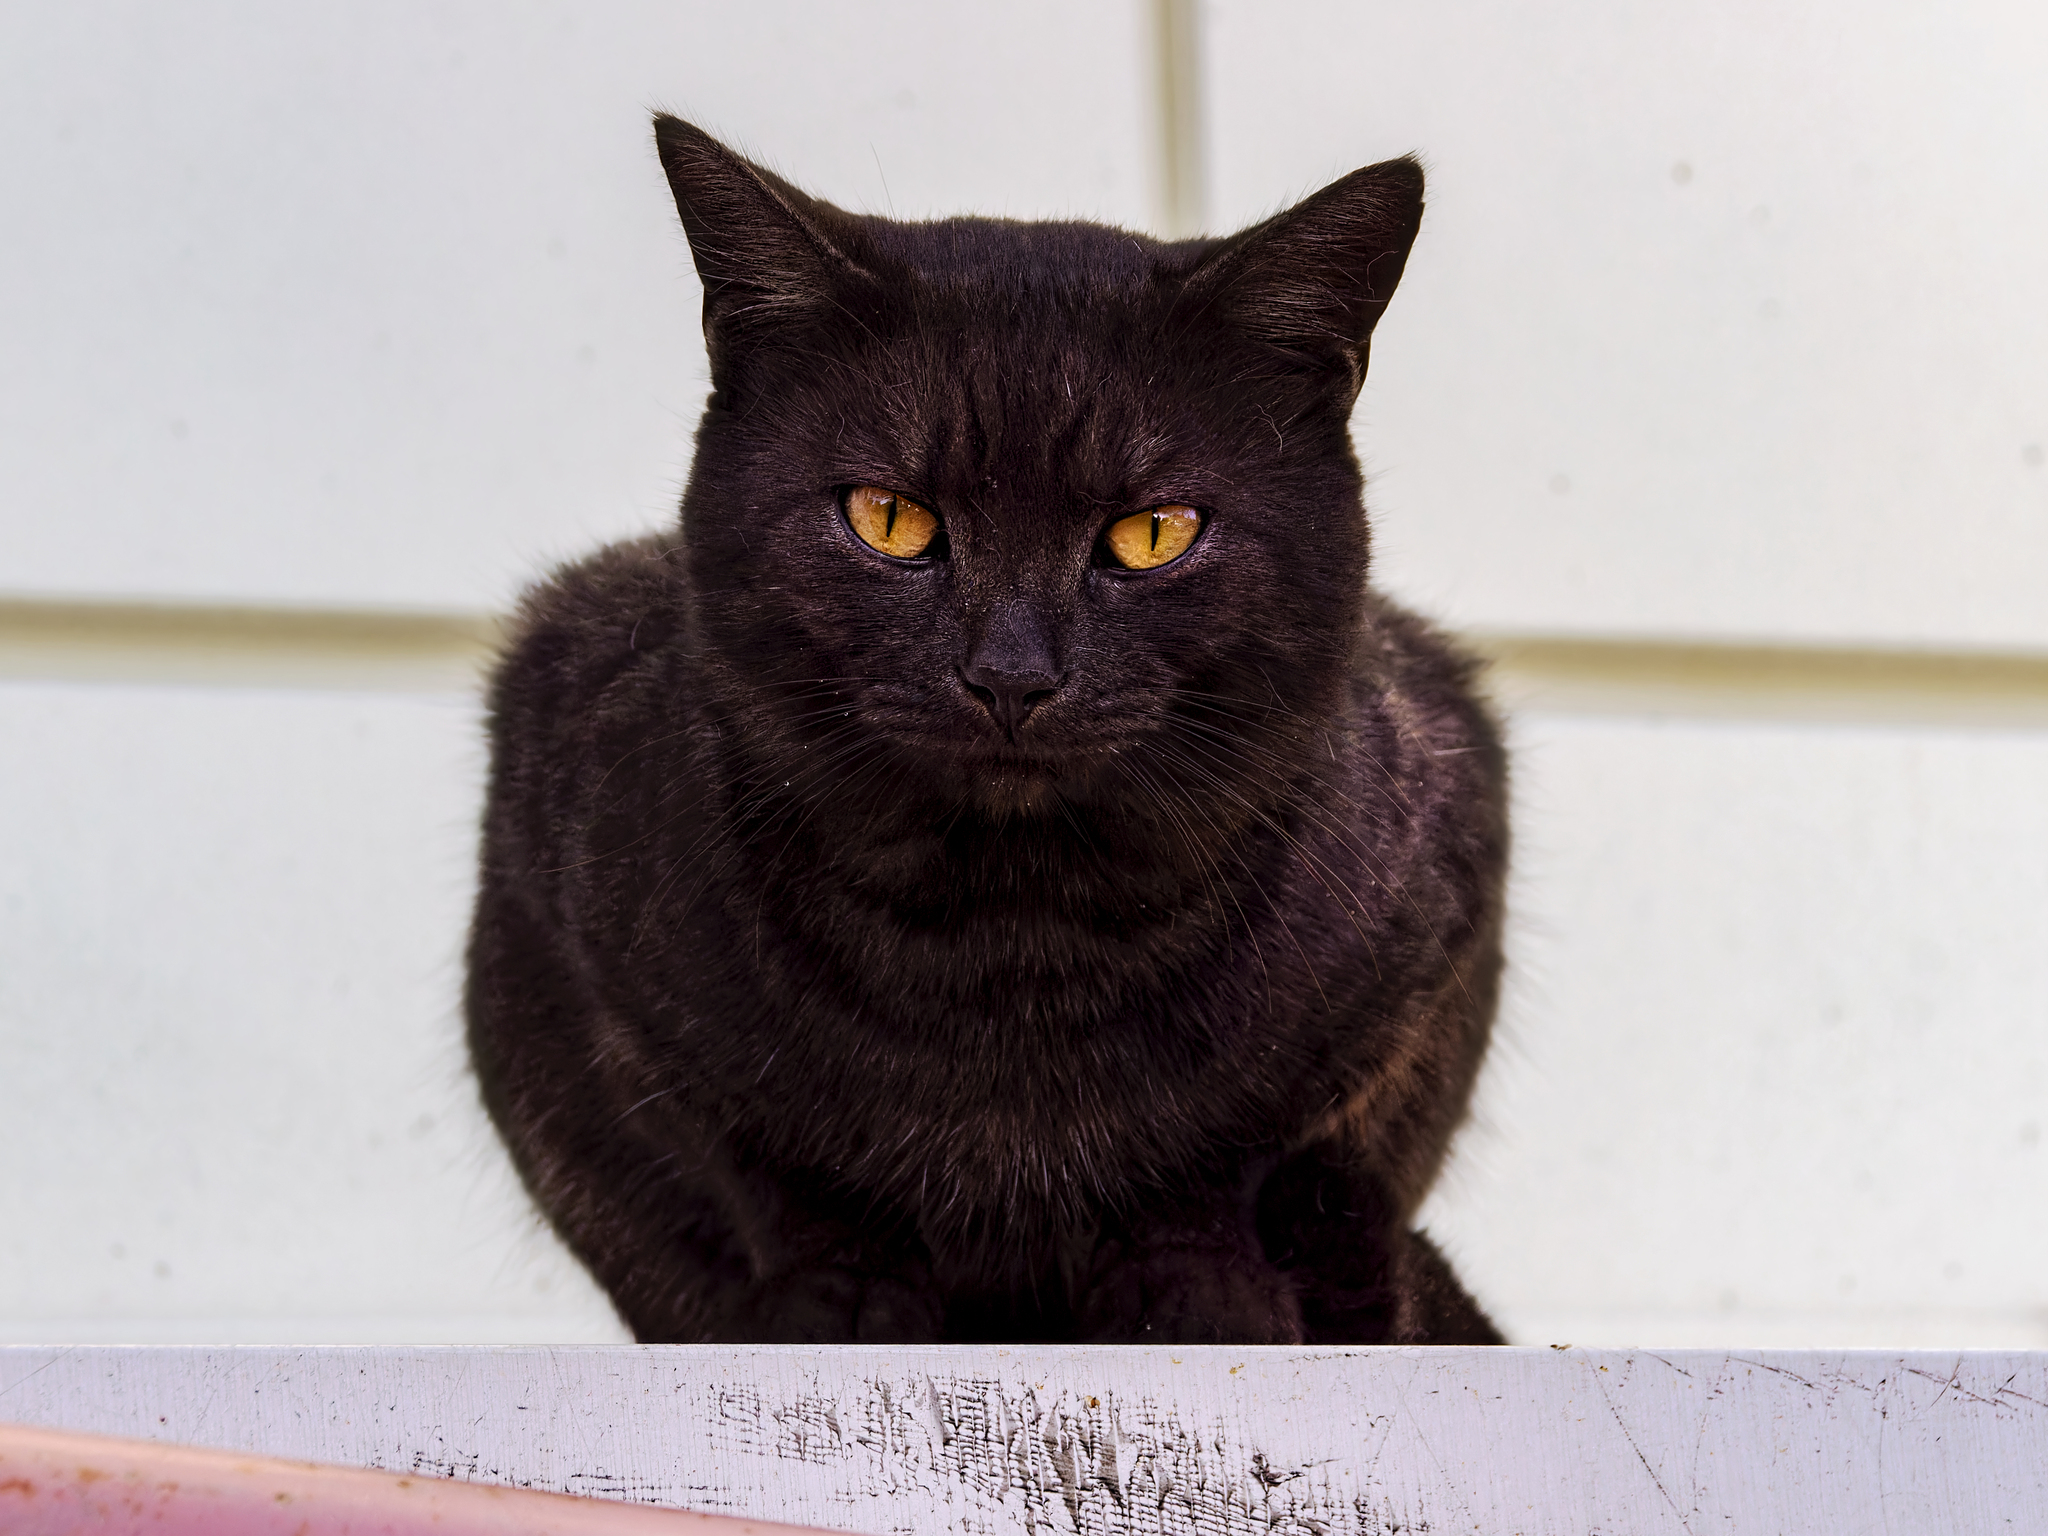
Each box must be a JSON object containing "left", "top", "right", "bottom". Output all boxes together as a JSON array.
[{"left": 691, "top": 1368, "right": 1413, "bottom": 1536}]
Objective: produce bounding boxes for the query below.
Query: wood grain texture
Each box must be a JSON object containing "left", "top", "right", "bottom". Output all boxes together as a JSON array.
[{"left": 3, "top": 1347, "right": 2042, "bottom": 1532}]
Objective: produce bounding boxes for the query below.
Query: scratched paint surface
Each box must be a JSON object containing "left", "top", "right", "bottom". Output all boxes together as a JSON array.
[{"left": 1, "top": 1347, "right": 2042, "bottom": 1533}]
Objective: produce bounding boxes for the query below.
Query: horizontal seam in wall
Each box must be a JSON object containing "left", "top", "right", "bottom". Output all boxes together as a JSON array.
[
  {"left": 1470, "top": 632, "right": 2048, "bottom": 730},
  {"left": 4, "top": 598, "right": 2048, "bottom": 726},
  {"left": 0, "top": 598, "right": 506, "bottom": 693}
]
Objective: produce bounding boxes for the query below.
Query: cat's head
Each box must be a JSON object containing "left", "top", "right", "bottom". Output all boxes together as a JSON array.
[{"left": 655, "top": 116, "right": 1421, "bottom": 821}]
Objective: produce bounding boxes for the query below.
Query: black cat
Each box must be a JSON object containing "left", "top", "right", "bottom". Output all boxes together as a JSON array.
[{"left": 465, "top": 116, "right": 1507, "bottom": 1344}]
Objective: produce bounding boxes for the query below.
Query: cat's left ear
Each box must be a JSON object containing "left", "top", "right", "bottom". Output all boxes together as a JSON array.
[
  {"left": 1185, "top": 157, "right": 1425, "bottom": 399},
  {"left": 652, "top": 114, "right": 875, "bottom": 389}
]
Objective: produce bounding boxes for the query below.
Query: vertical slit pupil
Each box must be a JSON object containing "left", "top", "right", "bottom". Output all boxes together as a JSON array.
[
  {"left": 1150, "top": 511, "right": 1162, "bottom": 551},
  {"left": 885, "top": 496, "right": 899, "bottom": 540}
]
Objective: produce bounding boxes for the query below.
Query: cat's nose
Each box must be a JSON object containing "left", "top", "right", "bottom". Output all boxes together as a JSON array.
[
  {"left": 961, "top": 662, "right": 1061, "bottom": 737},
  {"left": 962, "top": 603, "right": 1062, "bottom": 739}
]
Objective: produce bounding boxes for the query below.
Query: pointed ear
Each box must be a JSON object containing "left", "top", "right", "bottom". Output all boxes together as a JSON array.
[
  {"left": 652, "top": 115, "right": 871, "bottom": 384},
  {"left": 1188, "top": 156, "right": 1424, "bottom": 397}
]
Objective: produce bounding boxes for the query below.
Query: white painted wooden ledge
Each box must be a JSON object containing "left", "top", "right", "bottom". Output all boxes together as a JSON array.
[{"left": 3, "top": 1346, "right": 2043, "bottom": 1533}]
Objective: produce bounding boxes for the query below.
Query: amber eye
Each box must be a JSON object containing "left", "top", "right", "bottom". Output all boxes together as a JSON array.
[
  {"left": 845, "top": 486, "right": 940, "bottom": 559},
  {"left": 1105, "top": 504, "right": 1203, "bottom": 570}
]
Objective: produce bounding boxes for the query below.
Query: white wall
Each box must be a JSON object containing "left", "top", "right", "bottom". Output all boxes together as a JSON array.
[
  {"left": 2, "top": 1, "right": 2043, "bottom": 1347},
  {"left": 0, "top": 685, "right": 610, "bottom": 1340},
  {"left": 1200, "top": 0, "right": 2048, "bottom": 651},
  {"left": 1428, "top": 715, "right": 2048, "bottom": 1345}
]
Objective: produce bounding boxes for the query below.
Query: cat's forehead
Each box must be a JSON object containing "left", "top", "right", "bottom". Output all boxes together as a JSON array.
[
  {"left": 747, "top": 213, "right": 1274, "bottom": 513},
  {"left": 824, "top": 218, "right": 1216, "bottom": 489},
  {"left": 832, "top": 325, "right": 1175, "bottom": 504},
  {"left": 859, "top": 214, "right": 1184, "bottom": 295}
]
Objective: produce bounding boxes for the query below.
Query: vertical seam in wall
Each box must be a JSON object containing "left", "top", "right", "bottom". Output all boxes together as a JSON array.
[{"left": 1154, "top": 0, "right": 1207, "bottom": 238}]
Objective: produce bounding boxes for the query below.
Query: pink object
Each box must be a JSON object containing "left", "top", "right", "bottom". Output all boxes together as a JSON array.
[{"left": 0, "top": 1420, "right": 850, "bottom": 1536}]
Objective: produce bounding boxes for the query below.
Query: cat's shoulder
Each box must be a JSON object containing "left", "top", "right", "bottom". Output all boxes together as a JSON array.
[
  {"left": 1356, "top": 593, "right": 1506, "bottom": 780},
  {"left": 485, "top": 532, "right": 688, "bottom": 740}
]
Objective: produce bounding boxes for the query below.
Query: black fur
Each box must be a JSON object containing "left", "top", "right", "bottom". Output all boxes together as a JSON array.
[{"left": 465, "top": 117, "right": 1507, "bottom": 1344}]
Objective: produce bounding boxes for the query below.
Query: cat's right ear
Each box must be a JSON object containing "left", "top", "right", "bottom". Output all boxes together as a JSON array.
[
  {"left": 652, "top": 115, "right": 873, "bottom": 388},
  {"left": 1182, "top": 156, "right": 1426, "bottom": 401}
]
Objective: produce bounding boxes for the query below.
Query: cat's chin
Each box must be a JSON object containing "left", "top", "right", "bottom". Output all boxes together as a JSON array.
[
  {"left": 931, "top": 737, "right": 1137, "bottom": 818},
  {"left": 962, "top": 760, "right": 1066, "bottom": 816}
]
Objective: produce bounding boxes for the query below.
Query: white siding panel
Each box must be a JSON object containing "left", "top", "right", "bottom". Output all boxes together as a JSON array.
[
  {"left": 0, "top": 1, "right": 1158, "bottom": 613},
  {"left": 1421, "top": 711, "right": 2048, "bottom": 1344},
  {"left": 1201, "top": 0, "right": 2048, "bottom": 650},
  {"left": 0, "top": 682, "right": 625, "bottom": 1341}
]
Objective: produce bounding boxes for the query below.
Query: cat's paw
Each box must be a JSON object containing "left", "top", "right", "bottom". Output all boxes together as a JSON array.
[
  {"left": 852, "top": 1271, "right": 948, "bottom": 1342},
  {"left": 1252, "top": 1150, "right": 1502, "bottom": 1344},
  {"left": 1076, "top": 1229, "right": 1304, "bottom": 1345},
  {"left": 749, "top": 1262, "right": 945, "bottom": 1343}
]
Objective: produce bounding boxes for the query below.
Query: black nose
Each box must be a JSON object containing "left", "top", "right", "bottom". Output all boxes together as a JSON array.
[
  {"left": 962, "top": 602, "right": 1061, "bottom": 739},
  {"left": 961, "top": 662, "right": 1061, "bottom": 737}
]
